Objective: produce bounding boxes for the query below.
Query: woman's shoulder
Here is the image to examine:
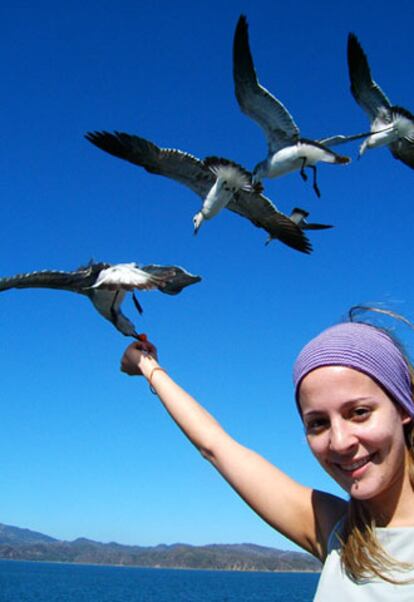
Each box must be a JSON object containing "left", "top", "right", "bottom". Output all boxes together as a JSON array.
[{"left": 312, "top": 489, "right": 348, "bottom": 560}]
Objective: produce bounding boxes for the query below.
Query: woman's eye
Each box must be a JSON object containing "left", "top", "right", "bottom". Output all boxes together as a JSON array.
[
  {"left": 305, "top": 419, "right": 328, "bottom": 434},
  {"left": 350, "top": 407, "right": 372, "bottom": 421}
]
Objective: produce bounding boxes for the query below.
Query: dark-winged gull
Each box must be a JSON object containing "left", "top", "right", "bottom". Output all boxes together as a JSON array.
[
  {"left": 233, "top": 15, "right": 353, "bottom": 198},
  {"left": 0, "top": 262, "right": 201, "bottom": 338},
  {"left": 347, "top": 33, "right": 414, "bottom": 167},
  {"left": 85, "top": 130, "right": 315, "bottom": 253}
]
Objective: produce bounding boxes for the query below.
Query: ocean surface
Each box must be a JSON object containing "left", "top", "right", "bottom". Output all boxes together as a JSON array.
[{"left": 0, "top": 560, "right": 319, "bottom": 601}]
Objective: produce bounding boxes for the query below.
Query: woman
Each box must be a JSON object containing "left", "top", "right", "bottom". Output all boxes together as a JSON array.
[{"left": 120, "top": 316, "right": 414, "bottom": 599}]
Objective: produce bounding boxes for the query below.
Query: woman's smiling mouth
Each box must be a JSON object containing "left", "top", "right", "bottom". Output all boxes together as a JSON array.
[{"left": 334, "top": 453, "right": 377, "bottom": 477}]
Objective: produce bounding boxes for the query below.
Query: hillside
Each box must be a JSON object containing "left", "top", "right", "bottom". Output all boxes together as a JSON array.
[{"left": 0, "top": 523, "right": 320, "bottom": 572}]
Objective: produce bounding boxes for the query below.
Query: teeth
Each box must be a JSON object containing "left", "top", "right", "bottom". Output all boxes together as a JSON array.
[{"left": 340, "top": 457, "right": 370, "bottom": 472}]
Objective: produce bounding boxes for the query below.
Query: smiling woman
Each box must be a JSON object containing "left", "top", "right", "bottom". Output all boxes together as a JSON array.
[
  {"left": 120, "top": 309, "right": 414, "bottom": 600},
  {"left": 294, "top": 319, "right": 414, "bottom": 595}
]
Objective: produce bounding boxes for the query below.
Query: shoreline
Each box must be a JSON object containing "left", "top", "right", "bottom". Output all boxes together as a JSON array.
[{"left": 0, "top": 557, "right": 321, "bottom": 574}]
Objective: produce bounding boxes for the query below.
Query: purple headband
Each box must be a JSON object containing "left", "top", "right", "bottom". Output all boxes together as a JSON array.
[{"left": 293, "top": 322, "right": 414, "bottom": 417}]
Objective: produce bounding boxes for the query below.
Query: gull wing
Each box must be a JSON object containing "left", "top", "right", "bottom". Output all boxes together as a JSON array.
[
  {"left": 318, "top": 131, "right": 373, "bottom": 147},
  {"left": 289, "top": 208, "right": 333, "bottom": 230},
  {"left": 298, "top": 222, "right": 333, "bottom": 231},
  {"left": 0, "top": 264, "right": 107, "bottom": 293},
  {"left": 0, "top": 262, "right": 143, "bottom": 338},
  {"left": 141, "top": 265, "right": 202, "bottom": 295},
  {"left": 85, "top": 131, "right": 214, "bottom": 198},
  {"left": 233, "top": 16, "right": 299, "bottom": 154},
  {"left": 227, "top": 190, "right": 312, "bottom": 253},
  {"left": 389, "top": 137, "right": 414, "bottom": 169},
  {"left": 347, "top": 33, "right": 392, "bottom": 120}
]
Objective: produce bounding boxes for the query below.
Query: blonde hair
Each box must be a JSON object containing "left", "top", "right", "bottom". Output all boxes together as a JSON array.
[
  {"left": 339, "top": 307, "right": 414, "bottom": 583},
  {"left": 340, "top": 423, "right": 414, "bottom": 583}
]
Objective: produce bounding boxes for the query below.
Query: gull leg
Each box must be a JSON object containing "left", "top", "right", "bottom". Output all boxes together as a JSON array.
[
  {"left": 310, "top": 166, "right": 321, "bottom": 198},
  {"left": 132, "top": 291, "right": 144, "bottom": 315},
  {"left": 300, "top": 158, "right": 308, "bottom": 182}
]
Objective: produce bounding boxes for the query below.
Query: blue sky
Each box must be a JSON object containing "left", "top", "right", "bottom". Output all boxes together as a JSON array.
[{"left": 1, "top": 0, "right": 414, "bottom": 552}]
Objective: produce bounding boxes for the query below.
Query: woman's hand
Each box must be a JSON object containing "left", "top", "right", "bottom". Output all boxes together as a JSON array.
[{"left": 120, "top": 338, "right": 158, "bottom": 377}]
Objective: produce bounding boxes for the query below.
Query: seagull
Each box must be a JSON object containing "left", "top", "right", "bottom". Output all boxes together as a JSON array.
[
  {"left": 263, "top": 207, "right": 333, "bottom": 246},
  {"left": 0, "top": 261, "right": 201, "bottom": 338},
  {"left": 233, "top": 15, "right": 353, "bottom": 198},
  {"left": 86, "top": 130, "right": 256, "bottom": 235},
  {"left": 289, "top": 208, "right": 333, "bottom": 231},
  {"left": 347, "top": 33, "right": 414, "bottom": 167},
  {"left": 85, "top": 130, "right": 315, "bottom": 253}
]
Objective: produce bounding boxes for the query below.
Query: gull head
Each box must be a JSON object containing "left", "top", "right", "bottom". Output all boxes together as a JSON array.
[
  {"left": 115, "top": 312, "right": 139, "bottom": 337},
  {"left": 193, "top": 211, "right": 205, "bottom": 235},
  {"left": 358, "top": 139, "right": 369, "bottom": 159}
]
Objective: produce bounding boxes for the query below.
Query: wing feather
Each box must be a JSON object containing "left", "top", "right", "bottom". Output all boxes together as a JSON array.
[
  {"left": 227, "top": 190, "right": 312, "bottom": 253},
  {"left": 141, "top": 265, "right": 202, "bottom": 295},
  {"left": 0, "top": 265, "right": 106, "bottom": 292},
  {"left": 233, "top": 16, "right": 299, "bottom": 153},
  {"left": 389, "top": 138, "right": 414, "bottom": 169},
  {"left": 347, "top": 33, "right": 392, "bottom": 120},
  {"left": 85, "top": 131, "right": 213, "bottom": 198},
  {"left": 318, "top": 131, "right": 372, "bottom": 147}
]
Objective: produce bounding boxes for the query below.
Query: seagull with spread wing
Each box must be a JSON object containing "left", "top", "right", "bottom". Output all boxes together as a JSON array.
[
  {"left": 289, "top": 208, "right": 333, "bottom": 232},
  {"left": 264, "top": 208, "right": 333, "bottom": 246},
  {"left": 347, "top": 33, "right": 414, "bottom": 167},
  {"left": 233, "top": 15, "right": 357, "bottom": 198},
  {"left": 0, "top": 262, "right": 201, "bottom": 338},
  {"left": 85, "top": 130, "right": 319, "bottom": 253}
]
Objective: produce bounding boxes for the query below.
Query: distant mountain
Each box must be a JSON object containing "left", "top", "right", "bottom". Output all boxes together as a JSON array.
[
  {"left": 0, "top": 523, "right": 321, "bottom": 572},
  {"left": 0, "top": 523, "right": 57, "bottom": 545}
]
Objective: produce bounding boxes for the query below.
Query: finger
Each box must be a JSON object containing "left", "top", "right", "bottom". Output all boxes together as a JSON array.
[
  {"left": 124, "top": 341, "right": 143, "bottom": 354},
  {"left": 144, "top": 342, "right": 157, "bottom": 354},
  {"left": 120, "top": 359, "right": 141, "bottom": 375}
]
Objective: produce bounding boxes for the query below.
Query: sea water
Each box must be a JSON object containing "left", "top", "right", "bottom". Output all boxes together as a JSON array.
[{"left": 0, "top": 560, "right": 319, "bottom": 601}]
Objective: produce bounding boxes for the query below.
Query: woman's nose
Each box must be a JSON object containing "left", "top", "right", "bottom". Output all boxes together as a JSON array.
[{"left": 328, "top": 421, "right": 358, "bottom": 454}]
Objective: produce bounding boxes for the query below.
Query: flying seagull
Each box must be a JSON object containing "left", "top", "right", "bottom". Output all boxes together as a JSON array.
[
  {"left": 289, "top": 208, "right": 333, "bottom": 231},
  {"left": 233, "top": 15, "right": 354, "bottom": 197},
  {"left": 263, "top": 207, "right": 333, "bottom": 246},
  {"left": 0, "top": 262, "right": 201, "bottom": 338},
  {"left": 347, "top": 33, "right": 414, "bottom": 167},
  {"left": 85, "top": 130, "right": 315, "bottom": 253}
]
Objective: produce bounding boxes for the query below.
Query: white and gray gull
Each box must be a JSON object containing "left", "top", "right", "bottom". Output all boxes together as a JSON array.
[
  {"left": 85, "top": 130, "right": 318, "bottom": 253},
  {"left": 233, "top": 15, "right": 356, "bottom": 198},
  {"left": 0, "top": 261, "right": 201, "bottom": 338},
  {"left": 347, "top": 33, "right": 414, "bottom": 167}
]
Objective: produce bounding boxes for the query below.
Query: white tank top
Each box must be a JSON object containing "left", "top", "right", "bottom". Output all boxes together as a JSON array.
[{"left": 314, "top": 521, "right": 414, "bottom": 601}]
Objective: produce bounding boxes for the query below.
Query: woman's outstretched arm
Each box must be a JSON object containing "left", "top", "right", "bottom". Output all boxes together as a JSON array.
[{"left": 121, "top": 341, "right": 346, "bottom": 559}]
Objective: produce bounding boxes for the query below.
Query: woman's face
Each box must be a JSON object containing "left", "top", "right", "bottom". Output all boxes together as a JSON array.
[{"left": 298, "top": 366, "right": 411, "bottom": 507}]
